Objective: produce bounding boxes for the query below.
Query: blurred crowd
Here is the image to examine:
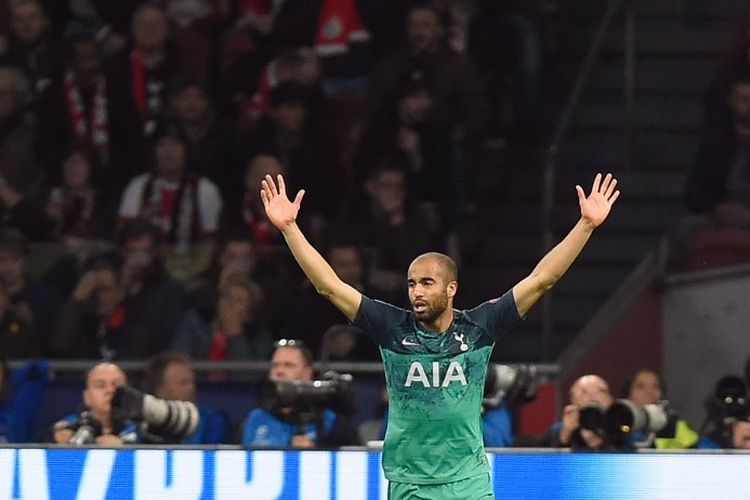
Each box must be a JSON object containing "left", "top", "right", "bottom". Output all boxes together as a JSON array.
[
  {"left": 0, "top": 0, "right": 750, "bottom": 452},
  {"left": 0, "top": 0, "right": 555, "bottom": 365}
]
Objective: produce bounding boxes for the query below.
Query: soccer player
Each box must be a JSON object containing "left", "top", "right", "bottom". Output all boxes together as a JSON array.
[{"left": 260, "top": 172, "right": 619, "bottom": 498}]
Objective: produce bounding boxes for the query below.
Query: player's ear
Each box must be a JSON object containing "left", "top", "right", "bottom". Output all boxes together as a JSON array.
[{"left": 447, "top": 280, "right": 457, "bottom": 298}]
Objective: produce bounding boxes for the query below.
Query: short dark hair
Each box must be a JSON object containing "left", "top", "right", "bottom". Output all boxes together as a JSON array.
[
  {"left": 412, "top": 252, "right": 458, "bottom": 283},
  {"left": 143, "top": 352, "right": 192, "bottom": 393},
  {"left": 619, "top": 368, "right": 664, "bottom": 399}
]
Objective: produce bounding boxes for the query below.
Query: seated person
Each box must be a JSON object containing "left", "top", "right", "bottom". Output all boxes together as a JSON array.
[
  {"left": 241, "top": 339, "right": 358, "bottom": 448},
  {"left": 545, "top": 374, "right": 614, "bottom": 450},
  {"left": 52, "top": 362, "right": 138, "bottom": 446},
  {"left": 620, "top": 368, "right": 699, "bottom": 449},
  {"left": 0, "top": 358, "right": 49, "bottom": 443},
  {"left": 143, "top": 352, "right": 230, "bottom": 444},
  {"left": 172, "top": 274, "right": 273, "bottom": 361}
]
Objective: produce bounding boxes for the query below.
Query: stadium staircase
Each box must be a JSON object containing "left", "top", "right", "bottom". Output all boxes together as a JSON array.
[{"left": 458, "top": 0, "right": 748, "bottom": 362}]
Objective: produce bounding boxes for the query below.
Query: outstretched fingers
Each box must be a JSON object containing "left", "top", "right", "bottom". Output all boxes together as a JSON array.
[
  {"left": 575, "top": 185, "right": 585, "bottom": 202},
  {"left": 293, "top": 189, "right": 305, "bottom": 207},
  {"left": 608, "top": 189, "right": 621, "bottom": 205},
  {"left": 277, "top": 174, "right": 286, "bottom": 197},
  {"left": 603, "top": 176, "right": 618, "bottom": 200},
  {"left": 264, "top": 174, "right": 279, "bottom": 197},
  {"left": 590, "top": 172, "right": 602, "bottom": 194}
]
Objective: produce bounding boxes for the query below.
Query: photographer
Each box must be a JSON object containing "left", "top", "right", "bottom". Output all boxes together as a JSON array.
[
  {"left": 547, "top": 374, "right": 613, "bottom": 450},
  {"left": 620, "top": 369, "right": 698, "bottom": 449},
  {"left": 53, "top": 362, "right": 138, "bottom": 446},
  {"left": 241, "top": 339, "right": 359, "bottom": 448},
  {"left": 698, "top": 374, "right": 750, "bottom": 449},
  {"left": 143, "top": 352, "right": 229, "bottom": 444}
]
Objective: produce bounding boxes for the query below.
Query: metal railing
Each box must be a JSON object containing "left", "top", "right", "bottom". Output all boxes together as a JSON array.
[
  {"left": 541, "top": 0, "right": 636, "bottom": 360},
  {"left": 7, "top": 359, "right": 562, "bottom": 380}
]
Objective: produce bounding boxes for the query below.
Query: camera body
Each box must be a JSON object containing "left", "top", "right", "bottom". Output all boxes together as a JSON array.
[
  {"left": 705, "top": 375, "right": 750, "bottom": 446},
  {"left": 258, "top": 371, "right": 355, "bottom": 421}
]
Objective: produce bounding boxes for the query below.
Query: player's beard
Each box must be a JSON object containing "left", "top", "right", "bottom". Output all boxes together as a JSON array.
[{"left": 414, "top": 292, "right": 449, "bottom": 323}]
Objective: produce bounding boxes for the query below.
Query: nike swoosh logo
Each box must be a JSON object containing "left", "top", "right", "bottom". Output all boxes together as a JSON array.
[{"left": 401, "top": 338, "right": 419, "bottom": 346}]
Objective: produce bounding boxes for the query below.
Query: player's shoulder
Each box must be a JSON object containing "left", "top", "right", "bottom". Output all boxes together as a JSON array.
[{"left": 358, "top": 295, "right": 412, "bottom": 323}]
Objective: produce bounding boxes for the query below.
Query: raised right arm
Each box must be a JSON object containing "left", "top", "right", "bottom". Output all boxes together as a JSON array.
[{"left": 261, "top": 175, "right": 362, "bottom": 321}]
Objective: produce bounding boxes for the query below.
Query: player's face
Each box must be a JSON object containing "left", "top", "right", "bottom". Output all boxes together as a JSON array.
[
  {"left": 407, "top": 258, "right": 454, "bottom": 323},
  {"left": 83, "top": 364, "right": 126, "bottom": 419}
]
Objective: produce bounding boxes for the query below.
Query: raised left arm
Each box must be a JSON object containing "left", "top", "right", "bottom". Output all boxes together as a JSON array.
[{"left": 513, "top": 173, "right": 620, "bottom": 317}]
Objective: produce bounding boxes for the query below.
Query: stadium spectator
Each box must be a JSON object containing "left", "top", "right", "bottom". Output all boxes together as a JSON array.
[
  {"left": 669, "top": 65, "right": 750, "bottom": 270},
  {"left": 52, "top": 361, "right": 138, "bottom": 446},
  {"left": 281, "top": 242, "right": 377, "bottom": 359},
  {"left": 226, "top": 46, "right": 324, "bottom": 130},
  {"left": 48, "top": 251, "right": 127, "bottom": 358},
  {"left": 332, "top": 163, "right": 441, "bottom": 305},
  {"left": 355, "top": 62, "right": 452, "bottom": 213},
  {"left": 5, "top": 0, "right": 65, "bottom": 98},
  {"left": 47, "top": 220, "right": 187, "bottom": 359},
  {"left": 0, "top": 358, "right": 49, "bottom": 443},
  {"left": 220, "top": 153, "right": 285, "bottom": 249},
  {"left": 271, "top": 0, "right": 381, "bottom": 96},
  {"left": 0, "top": 66, "right": 52, "bottom": 241},
  {"left": 247, "top": 80, "right": 344, "bottom": 231},
  {"left": 172, "top": 273, "right": 273, "bottom": 361},
  {"left": 34, "top": 31, "right": 112, "bottom": 183},
  {"left": 241, "top": 339, "right": 359, "bottom": 448},
  {"left": 186, "top": 225, "right": 292, "bottom": 326},
  {"left": 0, "top": 227, "right": 64, "bottom": 343},
  {"left": 143, "top": 351, "right": 230, "bottom": 444},
  {"left": 44, "top": 147, "right": 109, "bottom": 242},
  {"left": 118, "top": 127, "right": 223, "bottom": 245},
  {"left": 166, "top": 73, "right": 242, "bottom": 197},
  {"left": 106, "top": 2, "right": 183, "bottom": 187}
]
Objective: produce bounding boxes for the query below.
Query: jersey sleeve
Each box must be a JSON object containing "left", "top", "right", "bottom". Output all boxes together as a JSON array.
[
  {"left": 352, "top": 295, "right": 408, "bottom": 346},
  {"left": 466, "top": 290, "right": 523, "bottom": 343}
]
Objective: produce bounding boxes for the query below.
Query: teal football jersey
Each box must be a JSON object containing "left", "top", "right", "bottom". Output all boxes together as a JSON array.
[{"left": 353, "top": 291, "right": 522, "bottom": 484}]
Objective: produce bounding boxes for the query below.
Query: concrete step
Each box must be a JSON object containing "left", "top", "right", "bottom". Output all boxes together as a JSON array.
[
  {"left": 589, "top": 56, "right": 721, "bottom": 93},
  {"left": 560, "top": 130, "right": 700, "bottom": 169},
  {"left": 633, "top": 0, "right": 748, "bottom": 18},
  {"left": 575, "top": 93, "right": 703, "bottom": 130}
]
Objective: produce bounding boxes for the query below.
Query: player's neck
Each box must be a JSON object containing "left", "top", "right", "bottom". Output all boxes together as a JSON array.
[{"left": 419, "top": 310, "right": 454, "bottom": 333}]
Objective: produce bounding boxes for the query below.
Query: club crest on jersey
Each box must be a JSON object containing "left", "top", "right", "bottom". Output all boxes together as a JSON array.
[
  {"left": 453, "top": 332, "right": 469, "bottom": 351},
  {"left": 404, "top": 361, "right": 467, "bottom": 387}
]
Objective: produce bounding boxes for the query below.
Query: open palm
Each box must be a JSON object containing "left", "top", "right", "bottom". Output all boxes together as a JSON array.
[
  {"left": 576, "top": 172, "right": 620, "bottom": 228},
  {"left": 260, "top": 174, "right": 305, "bottom": 231}
]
